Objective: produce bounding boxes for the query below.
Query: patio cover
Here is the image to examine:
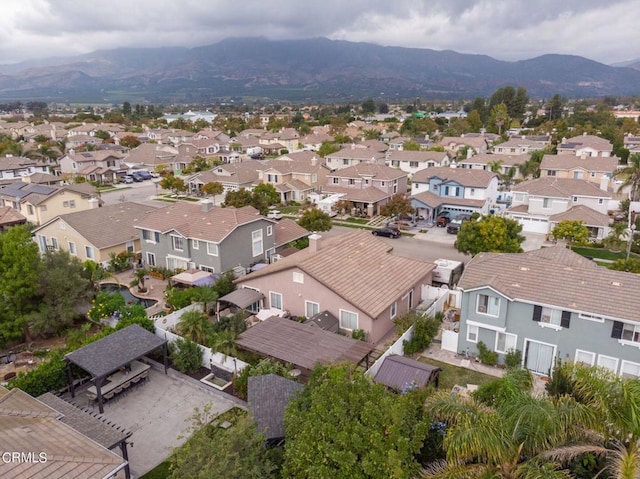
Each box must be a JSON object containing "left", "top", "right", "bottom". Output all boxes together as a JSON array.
[
  {"left": 64, "top": 325, "right": 168, "bottom": 413},
  {"left": 235, "top": 316, "right": 374, "bottom": 375},
  {"left": 373, "top": 355, "right": 441, "bottom": 391},
  {"left": 219, "top": 288, "right": 265, "bottom": 309},
  {"left": 171, "top": 269, "right": 216, "bottom": 286}
]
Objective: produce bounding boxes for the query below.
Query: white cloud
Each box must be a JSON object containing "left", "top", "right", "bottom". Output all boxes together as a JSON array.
[{"left": 0, "top": 0, "right": 637, "bottom": 65}]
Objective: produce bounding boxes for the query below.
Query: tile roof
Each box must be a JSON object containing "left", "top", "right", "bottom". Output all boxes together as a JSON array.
[
  {"left": 321, "top": 184, "right": 390, "bottom": 203},
  {"left": 35, "top": 202, "right": 157, "bottom": 249},
  {"left": 325, "top": 147, "right": 387, "bottom": 160},
  {"left": 550, "top": 204, "right": 612, "bottom": 227},
  {"left": 327, "top": 163, "right": 406, "bottom": 180},
  {"left": 273, "top": 218, "right": 309, "bottom": 247},
  {"left": 136, "top": 202, "right": 264, "bottom": 243},
  {"left": 248, "top": 374, "right": 303, "bottom": 440},
  {"left": 540, "top": 154, "right": 619, "bottom": 172},
  {"left": 187, "top": 161, "right": 268, "bottom": 186},
  {"left": 0, "top": 155, "right": 36, "bottom": 170},
  {"left": 559, "top": 134, "right": 613, "bottom": 151},
  {"left": 458, "top": 246, "right": 640, "bottom": 323},
  {"left": 0, "top": 387, "right": 126, "bottom": 479},
  {"left": 411, "top": 190, "right": 486, "bottom": 209},
  {"left": 512, "top": 177, "right": 611, "bottom": 198},
  {"left": 386, "top": 150, "right": 449, "bottom": 162},
  {"left": 236, "top": 230, "right": 434, "bottom": 318},
  {"left": 263, "top": 158, "right": 324, "bottom": 175},
  {"left": 0, "top": 206, "right": 26, "bottom": 226},
  {"left": 412, "top": 166, "right": 498, "bottom": 187},
  {"left": 458, "top": 153, "right": 526, "bottom": 167}
]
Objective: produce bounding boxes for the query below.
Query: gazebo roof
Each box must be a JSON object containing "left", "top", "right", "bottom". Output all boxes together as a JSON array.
[
  {"left": 219, "top": 288, "right": 264, "bottom": 309},
  {"left": 64, "top": 325, "right": 165, "bottom": 378}
]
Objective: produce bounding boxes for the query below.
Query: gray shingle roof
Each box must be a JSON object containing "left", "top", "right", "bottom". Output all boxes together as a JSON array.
[
  {"left": 248, "top": 374, "right": 303, "bottom": 441},
  {"left": 65, "top": 325, "right": 166, "bottom": 378},
  {"left": 458, "top": 246, "right": 640, "bottom": 323},
  {"left": 374, "top": 355, "right": 441, "bottom": 390}
]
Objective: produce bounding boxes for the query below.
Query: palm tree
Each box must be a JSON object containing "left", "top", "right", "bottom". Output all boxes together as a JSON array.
[
  {"left": 177, "top": 309, "right": 213, "bottom": 345},
  {"left": 82, "top": 260, "right": 117, "bottom": 291},
  {"left": 487, "top": 159, "right": 504, "bottom": 174},
  {"left": 614, "top": 153, "right": 640, "bottom": 201},
  {"left": 192, "top": 286, "right": 217, "bottom": 315},
  {"left": 422, "top": 371, "right": 598, "bottom": 478},
  {"left": 209, "top": 329, "right": 237, "bottom": 362},
  {"left": 133, "top": 267, "right": 149, "bottom": 292}
]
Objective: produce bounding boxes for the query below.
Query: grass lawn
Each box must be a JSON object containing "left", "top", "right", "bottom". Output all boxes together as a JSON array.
[
  {"left": 279, "top": 205, "right": 302, "bottom": 214},
  {"left": 140, "top": 461, "right": 171, "bottom": 479},
  {"left": 571, "top": 246, "right": 637, "bottom": 261},
  {"left": 344, "top": 217, "right": 370, "bottom": 225},
  {"left": 417, "top": 357, "right": 496, "bottom": 391}
]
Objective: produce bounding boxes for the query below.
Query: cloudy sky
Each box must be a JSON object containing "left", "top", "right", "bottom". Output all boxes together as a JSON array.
[{"left": 1, "top": 0, "right": 637, "bottom": 66}]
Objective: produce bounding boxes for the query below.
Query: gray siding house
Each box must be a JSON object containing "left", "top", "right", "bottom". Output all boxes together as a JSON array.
[
  {"left": 135, "top": 200, "right": 277, "bottom": 273},
  {"left": 456, "top": 246, "right": 640, "bottom": 378}
]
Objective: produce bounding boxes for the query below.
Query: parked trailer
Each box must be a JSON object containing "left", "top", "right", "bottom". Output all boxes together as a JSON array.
[{"left": 431, "top": 259, "right": 464, "bottom": 289}]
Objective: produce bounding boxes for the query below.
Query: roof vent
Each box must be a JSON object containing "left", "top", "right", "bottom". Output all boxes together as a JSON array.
[
  {"left": 519, "top": 266, "right": 529, "bottom": 271},
  {"left": 611, "top": 281, "right": 623, "bottom": 287}
]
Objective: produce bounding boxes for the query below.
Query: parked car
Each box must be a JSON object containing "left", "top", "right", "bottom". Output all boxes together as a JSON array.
[
  {"left": 135, "top": 170, "right": 153, "bottom": 180},
  {"left": 436, "top": 212, "right": 451, "bottom": 227},
  {"left": 267, "top": 210, "right": 283, "bottom": 220},
  {"left": 446, "top": 214, "right": 472, "bottom": 234},
  {"left": 372, "top": 227, "right": 401, "bottom": 238},
  {"left": 122, "top": 176, "right": 134, "bottom": 184}
]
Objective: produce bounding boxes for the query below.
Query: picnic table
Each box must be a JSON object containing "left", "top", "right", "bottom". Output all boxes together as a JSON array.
[{"left": 86, "top": 360, "right": 150, "bottom": 401}]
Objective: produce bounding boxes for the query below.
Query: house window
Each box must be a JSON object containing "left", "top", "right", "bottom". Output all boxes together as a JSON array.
[
  {"left": 50, "top": 237, "right": 58, "bottom": 250},
  {"left": 364, "top": 178, "right": 370, "bottom": 185},
  {"left": 68, "top": 241, "right": 77, "bottom": 255},
  {"left": 252, "top": 230, "right": 263, "bottom": 257},
  {"left": 495, "top": 332, "right": 517, "bottom": 354},
  {"left": 267, "top": 225, "right": 273, "bottom": 236},
  {"left": 572, "top": 196, "right": 578, "bottom": 203},
  {"left": 407, "top": 289, "right": 413, "bottom": 309},
  {"left": 579, "top": 312, "right": 604, "bottom": 323},
  {"left": 514, "top": 193, "right": 525, "bottom": 202},
  {"left": 547, "top": 170, "right": 556, "bottom": 176},
  {"left": 85, "top": 246, "right": 95, "bottom": 259},
  {"left": 390, "top": 301, "right": 397, "bottom": 319},
  {"left": 409, "top": 161, "right": 419, "bottom": 168},
  {"left": 59, "top": 222, "right": 66, "bottom": 230},
  {"left": 199, "top": 265, "right": 215, "bottom": 273},
  {"left": 598, "top": 198, "right": 604, "bottom": 205},
  {"left": 543, "top": 198, "right": 552, "bottom": 209},
  {"left": 348, "top": 179, "right": 355, "bottom": 185},
  {"left": 541, "top": 307, "right": 562, "bottom": 325},
  {"left": 621, "top": 323, "right": 640, "bottom": 343},
  {"left": 597, "top": 355, "right": 619, "bottom": 373},
  {"left": 192, "top": 239, "right": 199, "bottom": 250},
  {"left": 574, "top": 349, "right": 596, "bottom": 366},
  {"left": 40, "top": 205, "right": 47, "bottom": 212},
  {"left": 381, "top": 181, "right": 385, "bottom": 187},
  {"left": 27, "top": 205, "right": 34, "bottom": 215},
  {"left": 470, "top": 188, "right": 475, "bottom": 195},
  {"left": 590, "top": 171, "right": 596, "bottom": 177},
  {"left": 305, "top": 301, "right": 319, "bottom": 318},
  {"left": 467, "top": 324, "right": 479, "bottom": 343},
  {"left": 477, "top": 294, "right": 499, "bottom": 316},
  {"left": 126, "top": 241, "right": 134, "bottom": 253},
  {"left": 267, "top": 174, "right": 278, "bottom": 183},
  {"left": 207, "top": 242, "right": 218, "bottom": 256},
  {"left": 339, "top": 309, "right": 358, "bottom": 331},
  {"left": 332, "top": 178, "right": 339, "bottom": 184},
  {"left": 620, "top": 360, "right": 640, "bottom": 379},
  {"left": 573, "top": 171, "right": 584, "bottom": 179},
  {"left": 392, "top": 161, "right": 400, "bottom": 167},
  {"left": 146, "top": 252, "right": 156, "bottom": 266},
  {"left": 293, "top": 272, "right": 304, "bottom": 284},
  {"left": 154, "top": 232, "right": 160, "bottom": 243},
  {"left": 171, "top": 235, "right": 184, "bottom": 251},
  {"left": 269, "top": 291, "right": 283, "bottom": 310},
  {"left": 343, "top": 159, "right": 349, "bottom": 165}
]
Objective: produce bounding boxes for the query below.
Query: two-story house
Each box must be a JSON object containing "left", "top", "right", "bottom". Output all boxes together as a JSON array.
[
  {"left": 557, "top": 134, "right": 613, "bottom": 157},
  {"left": 257, "top": 156, "right": 330, "bottom": 203},
  {"left": 410, "top": 167, "right": 499, "bottom": 221},
  {"left": 124, "top": 143, "right": 178, "bottom": 171},
  {"left": 437, "top": 134, "right": 490, "bottom": 158},
  {"left": 0, "top": 182, "right": 101, "bottom": 226},
  {"left": 323, "top": 164, "right": 407, "bottom": 217},
  {"left": 385, "top": 150, "right": 450, "bottom": 177},
  {"left": 235, "top": 231, "right": 435, "bottom": 343},
  {"left": 457, "top": 153, "right": 524, "bottom": 181},
  {"left": 258, "top": 128, "right": 300, "bottom": 152},
  {"left": 506, "top": 177, "right": 612, "bottom": 238},
  {"left": 59, "top": 150, "right": 128, "bottom": 183},
  {"left": 186, "top": 161, "right": 269, "bottom": 194},
  {"left": 135, "top": 201, "right": 277, "bottom": 273},
  {"left": 492, "top": 135, "right": 551, "bottom": 156},
  {"left": 324, "top": 146, "right": 387, "bottom": 171},
  {"left": 32, "top": 202, "right": 155, "bottom": 264},
  {"left": 539, "top": 154, "right": 619, "bottom": 188},
  {"left": 456, "top": 246, "right": 640, "bottom": 378},
  {"left": 0, "top": 155, "right": 50, "bottom": 184}
]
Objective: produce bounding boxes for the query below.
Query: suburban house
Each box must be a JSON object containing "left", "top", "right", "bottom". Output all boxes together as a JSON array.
[
  {"left": 65, "top": 134, "right": 104, "bottom": 150},
  {"left": 185, "top": 161, "right": 269, "bottom": 194},
  {"left": 324, "top": 146, "right": 387, "bottom": 170},
  {"left": 124, "top": 143, "right": 178, "bottom": 171},
  {"left": 0, "top": 182, "right": 101, "bottom": 226},
  {"left": 492, "top": 135, "right": 551, "bottom": 155},
  {"left": 299, "top": 131, "right": 335, "bottom": 150},
  {"left": 32, "top": 202, "right": 156, "bottom": 265},
  {"left": 506, "top": 177, "right": 612, "bottom": 237},
  {"left": 539, "top": 154, "right": 619, "bottom": 188},
  {"left": 322, "top": 164, "right": 408, "bottom": 217},
  {"left": 234, "top": 231, "right": 435, "bottom": 343},
  {"left": 385, "top": 150, "right": 450, "bottom": 177},
  {"left": 258, "top": 128, "right": 300, "bottom": 152},
  {"left": 0, "top": 205, "right": 26, "bottom": 230},
  {"left": 59, "top": 150, "right": 128, "bottom": 183},
  {"left": 557, "top": 134, "right": 613, "bottom": 157},
  {"left": 257, "top": 157, "right": 330, "bottom": 203},
  {"left": 437, "top": 134, "right": 490, "bottom": 157},
  {"left": 0, "top": 154, "right": 50, "bottom": 184},
  {"left": 387, "top": 135, "right": 434, "bottom": 151},
  {"left": 411, "top": 167, "right": 499, "bottom": 221},
  {"left": 135, "top": 201, "right": 278, "bottom": 272},
  {"left": 457, "top": 153, "right": 524, "bottom": 180},
  {"left": 456, "top": 246, "right": 640, "bottom": 378}
]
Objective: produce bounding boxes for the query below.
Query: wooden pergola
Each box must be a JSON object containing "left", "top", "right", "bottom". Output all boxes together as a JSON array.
[{"left": 65, "top": 325, "right": 168, "bottom": 413}]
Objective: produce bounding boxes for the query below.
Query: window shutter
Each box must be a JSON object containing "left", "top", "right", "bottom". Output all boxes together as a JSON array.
[
  {"left": 611, "top": 321, "right": 623, "bottom": 339},
  {"left": 560, "top": 311, "right": 571, "bottom": 328},
  {"left": 532, "top": 305, "right": 542, "bottom": 322}
]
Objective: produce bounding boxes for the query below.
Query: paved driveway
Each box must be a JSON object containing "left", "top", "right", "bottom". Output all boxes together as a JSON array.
[{"left": 70, "top": 367, "right": 241, "bottom": 477}]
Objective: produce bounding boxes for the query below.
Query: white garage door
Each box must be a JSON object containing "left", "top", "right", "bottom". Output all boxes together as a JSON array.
[{"left": 514, "top": 216, "right": 549, "bottom": 234}]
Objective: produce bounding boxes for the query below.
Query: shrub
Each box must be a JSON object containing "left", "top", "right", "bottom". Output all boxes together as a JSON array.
[
  {"left": 234, "top": 359, "right": 292, "bottom": 400},
  {"left": 403, "top": 314, "right": 441, "bottom": 355},
  {"left": 212, "top": 311, "right": 247, "bottom": 335},
  {"left": 393, "top": 311, "right": 421, "bottom": 335},
  {"left": 165, "top": 287, "right": 198, "bottom": 310},
  {"left": 8, "top": 350, "right": 68, "bottom": 397},
  {"left": 170, "top": 338, "right": 203, "bottom": 374},
  {"left": 504, "top": 349, "right": 522, "bottom": 369},
  {"left": 351, "top": 329, "right": 367, "bottom": 341},
  {"left": 476, "top": 341, "right": 499, "bottom": 366},
  {"left": 88, "top": 291, "right": 126, "bottom": 322}
]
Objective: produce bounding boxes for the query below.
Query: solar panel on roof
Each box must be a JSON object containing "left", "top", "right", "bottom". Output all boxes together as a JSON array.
[{"left": 81, "top": 152, "right": 93, "bottom": 157}]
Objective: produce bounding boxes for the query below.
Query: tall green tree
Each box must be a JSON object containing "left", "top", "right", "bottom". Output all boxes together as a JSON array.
[
  {"left": 489, "top": 103, "right": 510, "bottom": 135},
  {"left": 0, "top": 225, "right": 41, "bottom": 345},
  {"left": 613, "top": 153, "right": 640, "bottom": 201},
  {"left": 380, "top": 194, "right": 414, "bottom": 218},
  {"left": 455, "top": 215, "right": 525, "bottom": 256},
  {"left": 159, "top": 175, "right": 187, "bottom": 194},
  {"left": 201, "top": 182, "right": 224, "bottom": 204},
  {"left": 283, "top": 364, "right": 429, "bottom": 479},
  {"left": 466, "top": 109, "right": 483, "bottom": 132},
  {"left": 297, "top": 208, "right": 333, "bottom": 232}
]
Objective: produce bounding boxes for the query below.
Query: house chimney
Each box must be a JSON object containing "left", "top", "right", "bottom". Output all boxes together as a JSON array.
[
  {"left": 308, "top": 233, "right": 322, "bottom": 253},
  {"left": 88, "top": 197, "right": 100, "bottom": 209},
  {"left": 200, "top": 199, "right": 214, "bottom": 213}
]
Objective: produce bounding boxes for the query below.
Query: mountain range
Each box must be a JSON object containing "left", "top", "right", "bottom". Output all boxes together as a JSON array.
[{"left": 1, "top": 37, "right": 639, "bottom": 104}]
